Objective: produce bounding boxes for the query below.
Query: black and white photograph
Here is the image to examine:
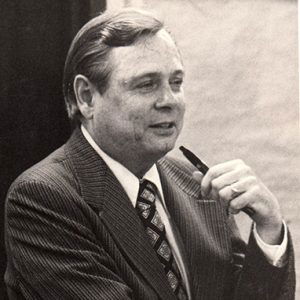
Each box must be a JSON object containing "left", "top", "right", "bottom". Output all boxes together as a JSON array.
[{"left": 0, "top": 0, "right": 298, "bottom": 299}]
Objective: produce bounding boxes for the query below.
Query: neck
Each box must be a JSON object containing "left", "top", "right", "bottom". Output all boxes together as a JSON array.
[{"left": 110, "top": 152, "right": 157, "bottom": 179}]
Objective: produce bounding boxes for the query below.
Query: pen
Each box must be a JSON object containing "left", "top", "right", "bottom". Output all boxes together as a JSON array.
[
  {"left": 179, "top": 146, "right": 255, "bottom": 216},
  {"left": 179, "top": 146, "right": 209, "bottom": 175}
]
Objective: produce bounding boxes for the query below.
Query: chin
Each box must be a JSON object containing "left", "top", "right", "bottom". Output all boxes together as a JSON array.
[
  {"left": 150, "top": 142, "right": 176, "bottom": 159},
  {"left": 139, "top": 135, "right": 178, "bottom": 160}
]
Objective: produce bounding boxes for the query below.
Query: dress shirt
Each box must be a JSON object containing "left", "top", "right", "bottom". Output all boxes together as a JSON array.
[
  {"left": 81, "top": 126, "right": 192, "bottom": 298},
  {"left": 253, "top": 222, "right": 287, "bottom": 266},
  {"left": 81, "top": 125, "right": 287, "bottom": 291}
]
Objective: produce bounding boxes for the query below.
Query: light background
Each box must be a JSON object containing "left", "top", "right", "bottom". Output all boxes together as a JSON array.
[{"left": 109, "top": 0, "right": 300, "bottom": 297}]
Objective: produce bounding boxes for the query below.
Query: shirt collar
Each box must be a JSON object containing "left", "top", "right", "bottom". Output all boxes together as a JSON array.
[{"left": 81, "top": 125, "right": 164, "bottom": 207}]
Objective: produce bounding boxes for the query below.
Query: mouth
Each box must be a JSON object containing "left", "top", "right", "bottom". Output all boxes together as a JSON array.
[
  {"left": 149, "top": 122, "right": 177, "bottom": 137},
  {"left": 149, "top": 122, "right": 175, "bottom": 129}
]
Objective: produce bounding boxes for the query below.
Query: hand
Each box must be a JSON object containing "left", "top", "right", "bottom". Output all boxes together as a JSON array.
[{"left": 193, "top": 159, "right": 283, "bottom": 245}]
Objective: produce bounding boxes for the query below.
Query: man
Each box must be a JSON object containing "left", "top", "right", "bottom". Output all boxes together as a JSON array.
[{"left": 4, "top": 8, "right": 295, "bottom": 300}]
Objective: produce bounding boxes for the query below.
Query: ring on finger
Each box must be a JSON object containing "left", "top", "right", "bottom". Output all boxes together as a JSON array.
[{"left": 230, "top": 186, "right": 243, "bottom": 199}]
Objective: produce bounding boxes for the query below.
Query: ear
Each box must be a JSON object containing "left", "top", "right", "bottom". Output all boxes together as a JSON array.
[{"left": 73, "top": 74, "right": 97, "bottom": 120}]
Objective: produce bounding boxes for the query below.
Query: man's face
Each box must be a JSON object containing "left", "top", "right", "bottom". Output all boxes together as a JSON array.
[{"left": 90, "top": 29, "right": 185, "bottom": 169}]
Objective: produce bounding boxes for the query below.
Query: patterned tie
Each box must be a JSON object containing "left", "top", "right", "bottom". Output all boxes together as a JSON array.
[{"left": 136, "top": 179, "right": 187, "bottom": 300}]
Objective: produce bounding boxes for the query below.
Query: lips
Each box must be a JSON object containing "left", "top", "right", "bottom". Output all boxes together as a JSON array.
[{"left": 149, "top": 122, "right": 175, "bottom": 129}]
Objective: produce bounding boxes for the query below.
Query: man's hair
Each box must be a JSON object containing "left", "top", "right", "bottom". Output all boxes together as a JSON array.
[{"left": 63, "top": 8, "right": 164, "bottom": 123}]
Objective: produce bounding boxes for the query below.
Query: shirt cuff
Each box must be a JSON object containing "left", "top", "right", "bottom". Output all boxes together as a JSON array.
[{"left": 253, "top": 220, "right": 288, "bottom": 267}]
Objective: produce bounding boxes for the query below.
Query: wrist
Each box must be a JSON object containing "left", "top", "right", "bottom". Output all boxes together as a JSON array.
[{"left": 256, "top": 219, "right": 283, "bottom": 245}]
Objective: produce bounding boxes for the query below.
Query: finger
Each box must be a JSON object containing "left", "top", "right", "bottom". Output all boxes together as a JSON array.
[
  {"left": 227, "top": 207, "right": 241, "bottom": 215},
  {"left": 201, "top": 159, "right": 249, "bottom": 197},
  {"left": 218, "top": 176, "right": 255, "bottom": 201},
  {"left": 192, "top": 171, "right": 204, "bottom": 184},
  {"left": 218, "top": 185, "right": 240, "bottom": 203},
  {"left": 229, "top": 191, "right": 254, "bottom": 213},
  {"left": 210, "top": 167, "right": 252, "bottom": 197},
  {"left": 201, "top": 159, "right": 245, "bottom": 196}
]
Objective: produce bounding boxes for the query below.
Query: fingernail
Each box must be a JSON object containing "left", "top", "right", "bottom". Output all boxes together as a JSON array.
[{"left": 193, "top": 171, "right": 203, "bottom": 182}]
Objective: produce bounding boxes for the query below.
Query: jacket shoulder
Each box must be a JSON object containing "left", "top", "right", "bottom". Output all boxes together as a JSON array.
[{"left": 8, "top": 144, "right": 78, "bottom": 195}]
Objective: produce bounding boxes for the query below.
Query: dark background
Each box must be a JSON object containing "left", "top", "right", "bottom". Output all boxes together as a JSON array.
[{"left": 0, "top": 1, "right": 106, "bottom": 297}]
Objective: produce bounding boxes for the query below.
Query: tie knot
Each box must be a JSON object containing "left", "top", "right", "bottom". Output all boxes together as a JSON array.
[{"left": 138, "top": 179, "right": 157, "bottom": 205}]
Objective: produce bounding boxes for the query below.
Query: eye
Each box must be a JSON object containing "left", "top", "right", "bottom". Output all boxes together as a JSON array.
[
  {"left": 170, "top": 77, "right": 183, "bottom": 91},
  {"left": 136, "top": 80, "right": 158, "bottom": 92}
]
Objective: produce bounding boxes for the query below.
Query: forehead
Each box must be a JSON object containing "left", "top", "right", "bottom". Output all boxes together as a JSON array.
[{"left": 107, "top": 29, "right": 183, "bottom": 81}]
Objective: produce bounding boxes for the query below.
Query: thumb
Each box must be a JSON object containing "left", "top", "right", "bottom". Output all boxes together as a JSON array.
[{"left": 192, "top": 171, "right": 203, "bottom": 184}]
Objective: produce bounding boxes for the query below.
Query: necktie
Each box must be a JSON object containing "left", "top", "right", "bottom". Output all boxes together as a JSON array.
[{"left": 136, "top": 179, "right": 187, "bottom": 300}]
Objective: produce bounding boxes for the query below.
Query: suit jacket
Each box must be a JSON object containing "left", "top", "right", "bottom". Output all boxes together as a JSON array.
[{"left": 4, "top": 128, "right": 295, "bottom": 300}]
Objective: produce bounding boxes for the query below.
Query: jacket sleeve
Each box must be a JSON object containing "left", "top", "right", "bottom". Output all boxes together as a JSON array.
[
  {"left": 227, "top": 215, "right": 296, "bottom": 300},
  {"left": 5, "top": 179, "right": 133, "bottom": 300}
]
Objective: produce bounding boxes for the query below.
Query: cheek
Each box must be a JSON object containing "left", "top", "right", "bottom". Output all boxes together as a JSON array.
[
  {"left": 180, "top": 97, "right": 186, "bottom": 115},
  {"left": 129, "top": 114, "right": 147, "bottom": 141},
  {"left": 179, "top": 106, "right": 185, "bottom": 126},
  {"left": 178, "top": 101, "right": 185, "bottom": 126}
]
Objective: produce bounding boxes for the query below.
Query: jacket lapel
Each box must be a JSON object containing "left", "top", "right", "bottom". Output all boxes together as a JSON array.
[
  {"left": 100, "top": 170, "right": 176, "bottom": 300},
  {"left": 157, "top": 159, "right": 196, "bottom": 299},
  {"left": 65, "top": 129, "right": 176, "bottom": 300},
  {"left": 158, "top": 157, "right": 232, "bottom": 300}
]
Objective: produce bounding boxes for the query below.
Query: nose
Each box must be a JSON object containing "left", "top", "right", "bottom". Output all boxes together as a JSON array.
[{"left": 154, "top": 85, "right": 184, "bottom": 111}]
